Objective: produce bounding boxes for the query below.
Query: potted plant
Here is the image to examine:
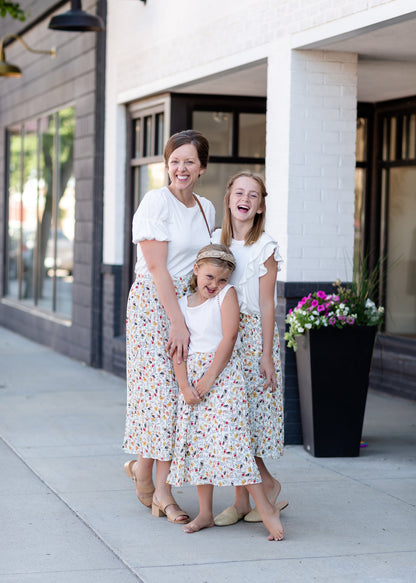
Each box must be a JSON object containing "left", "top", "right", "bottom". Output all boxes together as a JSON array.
[{"left": 285, "top": 265, "right": 384, "bottom": 457}]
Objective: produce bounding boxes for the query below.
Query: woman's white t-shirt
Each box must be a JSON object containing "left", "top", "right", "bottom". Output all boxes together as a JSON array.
[
  {"left": 133, "top": 187, "right": 215, "bottom": 277},
  {"left": 211, "top": 230, "right": 283, "bottom": 315}
]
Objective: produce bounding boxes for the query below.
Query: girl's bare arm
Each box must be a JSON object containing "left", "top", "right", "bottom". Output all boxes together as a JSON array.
[{"left": 259, "top": 254, "right": 278, "bottom": 389}]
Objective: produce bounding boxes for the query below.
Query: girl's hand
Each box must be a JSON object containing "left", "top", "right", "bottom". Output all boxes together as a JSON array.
[
  {"left": 181, "top": 384, "right": 201, "bottom": 405},
  {"left": 260, "top": 354, "right": 276, "bottom": 391},
  {"left": 195, "top": 376, "right": 213, "bottom": 399},
  {"left": 167, "top": 321, "right": 190, "bottom": 364}
]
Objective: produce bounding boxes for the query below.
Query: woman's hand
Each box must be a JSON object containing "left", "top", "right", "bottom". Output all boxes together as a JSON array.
[
  {"left": 181, "top": 384, "right": 201, "bottom": 405},
  {"left": 260, "top": 354, "right": 276, "bottom": 391},
  {"left": 167, "top": 320, "right": 190, "bottom": 364}
]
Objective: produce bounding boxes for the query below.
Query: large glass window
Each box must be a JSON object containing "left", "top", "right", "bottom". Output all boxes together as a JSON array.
[
  {"left": 384, "top": 167, "right": 416, "bottom": 335},
  {"left": 239, "top": 113, "right": 266, "bottom": 158},
  {"left": 192, "top": 107, "right": 266, "bottom": 226},
  {"left": 129, "top": 107, "right": 167, "bottom": 281},
  {"left": 379, "top": 110, "right": 416, "bottom": 336},
  {"left": 354, "top": 116, "right": 368, "bottom": 267},
  {"left": 193, "top": 111, "right": 233, "bottom": 156},
  {"left": 5, "top": 107, "right": 75, "bottom": 319}
]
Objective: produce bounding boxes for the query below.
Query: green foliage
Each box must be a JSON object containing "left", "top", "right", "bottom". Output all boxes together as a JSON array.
[{"left": 0, "top": 1, "right": 26, "bottom": 21}]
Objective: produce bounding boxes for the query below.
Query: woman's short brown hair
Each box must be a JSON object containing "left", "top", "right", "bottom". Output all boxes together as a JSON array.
[{"left": 164, "top": 130, "right": 209, "bottom": 168}]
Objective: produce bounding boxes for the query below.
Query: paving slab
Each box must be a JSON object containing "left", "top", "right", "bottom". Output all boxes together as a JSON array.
[{"left": 1, "top": 326, "right": 416, "bottom": 582}]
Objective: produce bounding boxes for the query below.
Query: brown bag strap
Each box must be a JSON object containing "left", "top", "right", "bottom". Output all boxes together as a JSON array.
[{"left": 193, "top": 195, "right": 211, "bottom": 237}]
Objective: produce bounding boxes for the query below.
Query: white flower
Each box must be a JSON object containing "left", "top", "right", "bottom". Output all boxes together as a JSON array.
[{"left": 305, "top": 323, "right": 312, "bottom": 329}]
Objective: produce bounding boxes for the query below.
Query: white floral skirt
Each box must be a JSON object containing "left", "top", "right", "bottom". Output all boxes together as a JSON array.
[
  {"left": 239, "top": 313, "right": 284, "bottom": 459},
  {"left": 123, "top": 273, "right": 189, "bottom": 459},
  {"left": 168, "top": 351, "right": 261, "bottom": 487}
]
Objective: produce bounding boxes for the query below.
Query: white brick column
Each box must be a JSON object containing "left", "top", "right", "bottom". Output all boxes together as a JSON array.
[{"left": 266, "top": 46, "right": 358, "bottom": 283}]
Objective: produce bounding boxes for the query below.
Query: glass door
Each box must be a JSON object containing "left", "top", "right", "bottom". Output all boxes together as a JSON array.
[{"left": 383, "top": 167, "right": 416, "bottom": 335}]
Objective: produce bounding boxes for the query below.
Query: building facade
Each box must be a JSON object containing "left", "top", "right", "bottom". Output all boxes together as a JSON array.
[
  {"left": 0, "top": 0, "right": 106, "bottom": 365},
  {"left": 1, "top": 1, "right": 415, "bottom": 444}
]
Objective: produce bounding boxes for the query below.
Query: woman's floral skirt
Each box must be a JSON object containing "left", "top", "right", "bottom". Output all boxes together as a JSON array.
[
  {"left": 123, "top": 273, "right": 189, "bottom": 459},
  {"left": 168, "top": 351, "right": 261, "bottom": 487},
  {"left": 239, "top": 313, "right": 284, "bottom": 459}
]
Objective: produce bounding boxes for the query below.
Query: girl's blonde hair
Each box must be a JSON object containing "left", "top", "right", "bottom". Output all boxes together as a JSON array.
[
  {"left": 189, "top": 244, "right": 236, "bottom": 292},
  {"left": 220, "top": 171, "right": 267, "bottom": 247}
]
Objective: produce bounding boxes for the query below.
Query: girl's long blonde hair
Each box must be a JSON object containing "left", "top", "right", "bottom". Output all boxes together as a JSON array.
[
  {"left": 220, "top": 171, "right": 268, "bottom": 247},
  {"left": 189, "top": 244, "right": 236, "bottom": 292}
]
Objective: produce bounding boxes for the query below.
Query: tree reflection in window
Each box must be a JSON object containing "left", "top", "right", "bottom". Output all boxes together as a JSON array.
[{"left": 6, "top": 107, "right": 75, "bottom": 318}]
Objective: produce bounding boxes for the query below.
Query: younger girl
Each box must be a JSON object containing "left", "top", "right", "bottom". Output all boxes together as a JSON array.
[
  {"left": 212, "top": 172, "right": 285, "bottom": 526},
  {"left": 167, "top": 244, "right": 284, "bottom": 540}
]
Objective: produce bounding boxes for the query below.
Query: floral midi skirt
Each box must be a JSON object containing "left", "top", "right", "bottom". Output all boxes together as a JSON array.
[
  {"left": 168, "top": 351, "right": 261, "bottom": 487},
  {"left": 123, "top": 273, "right": 189, "bottom": 459},
  {"left": 239, "top": 313, "right": 284, "bottom": 459}
]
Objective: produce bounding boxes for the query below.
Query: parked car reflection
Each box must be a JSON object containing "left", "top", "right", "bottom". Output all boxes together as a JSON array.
[{"left": 8, "top": 227, "right": 73, "bottom": 281}]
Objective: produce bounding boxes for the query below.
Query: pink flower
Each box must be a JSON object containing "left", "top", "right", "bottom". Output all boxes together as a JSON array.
[
  {"left": 317, "top": 305, "right": 326, "bottom": 312},
  {"left": 329, "top": 317, "right": 336, "bottom": 325},
  {"left": 288, "top": 308, "right": 293, "bottom": 314},
  {"left": 346, "top": 316, "right": 355, "bottom": 325},
  {"left": 316, "top": 291, "right": 327, "bottom": 300},
  {"left": 311, "top": 299, "right": 319, "bottom": 308}
]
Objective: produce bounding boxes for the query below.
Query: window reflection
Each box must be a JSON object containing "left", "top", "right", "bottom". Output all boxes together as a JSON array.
[
  {"left": 5, "top": 107, "right": 75, "bottom": 319},
  {"left": 193, "top": 111, "right": 233, "bottom": 156},
  {"left": 239, "top": 113, "right": 266, "bottom": 158}
]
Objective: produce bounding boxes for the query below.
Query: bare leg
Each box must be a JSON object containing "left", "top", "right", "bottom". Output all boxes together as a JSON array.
[
  {"left": 135, "top": 455, "right": 155, "bottom": 492},
  {"left": 124, "top": 455, "right": 155, "bottom": 507},
  {"left": 233, "top": 485, "right": 252, "bottom": 515},
  {"left": 234, "top": 458, "right": 282, "bottom": 512},
  {"left": 152, "top": 460, "right": 189, "bottom": 523},
  {"left": 184, "top": 485, "right": 215, "bottom": 533},
  {"left": 246, "top": 483, "right": 284, "bottom": 541},
  {"left": 255, "top": 457, "right": 281, "bottom": 503}
]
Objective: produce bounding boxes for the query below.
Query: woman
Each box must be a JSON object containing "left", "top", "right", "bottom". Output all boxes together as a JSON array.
[{"left": 123, "top": 130, "right": 215, "bottom": 524}]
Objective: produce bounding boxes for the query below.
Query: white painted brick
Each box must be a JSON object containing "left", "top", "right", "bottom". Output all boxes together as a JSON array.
[
  {"left": 321, "top": 165, "right": 353, "bottom": 178},
  {"left": 290, "top": 164, "right": 322, "bottom": 178},
  {"left": 304, "top": 176, "right": 340, "bottom": 190},
  {"left": 338, "top": 201, "right": 355, "bottom": 214},
  {"left": 303, "top": 246, "right": 337, "bottom": 258},
  {"left": 289, "top": 258, "right": 321, "bottom": 272},
  {"left": 304, "top": 200, "right": 338, "bottom": 213},
  {"left": 323, "top": 119, "right": 358, "bottom": 132},
  {"left": 307, "top": 84, "right": 343, "bottom": 97}
]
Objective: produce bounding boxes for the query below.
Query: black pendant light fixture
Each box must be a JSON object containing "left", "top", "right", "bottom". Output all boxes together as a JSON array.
[
  {"left": 49, "top": 0, "right": 104, "bottom": 32},
  {"left": 0, "top": 34, "right": 56, "bottom": 78}
]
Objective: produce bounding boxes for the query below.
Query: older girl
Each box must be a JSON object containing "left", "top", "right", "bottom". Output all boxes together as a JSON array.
[{"left": 212, "top": 172, "right": 286, "bottom": 527}]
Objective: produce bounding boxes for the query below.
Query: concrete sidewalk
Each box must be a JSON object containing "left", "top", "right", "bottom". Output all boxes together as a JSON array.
[{"left": 0, "top": 326, "right": 415, "bottom": 583}]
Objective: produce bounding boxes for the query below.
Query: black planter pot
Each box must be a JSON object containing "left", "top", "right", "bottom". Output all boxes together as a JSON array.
[{"left": 295, "top": 326, "right": 377, "bottom": 457}]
